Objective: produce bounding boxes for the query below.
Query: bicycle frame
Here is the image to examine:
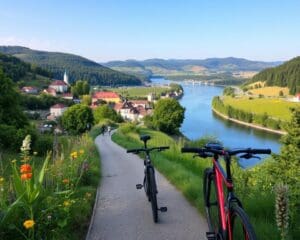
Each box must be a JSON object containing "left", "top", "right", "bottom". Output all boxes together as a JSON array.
[{"left": 212, "top": 154, "right": 243, "bottom": 240}]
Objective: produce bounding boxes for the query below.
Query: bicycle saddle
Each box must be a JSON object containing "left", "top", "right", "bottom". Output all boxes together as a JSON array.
[{"left": 140, "top": 135, "right": 151, "bottom": 142}]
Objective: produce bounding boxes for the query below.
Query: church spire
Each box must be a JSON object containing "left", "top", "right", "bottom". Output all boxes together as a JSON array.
[{"left": 63, "top": 70, "right": 69, "bottom": 85}]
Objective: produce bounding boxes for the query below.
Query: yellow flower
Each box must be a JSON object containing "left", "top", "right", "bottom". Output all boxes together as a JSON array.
[
  {"left": 23, "top": 219, "right": 35, "bottom": 229},
  {"left": 79, "top": 149, "right": 84, "bottom": 155},
  {"left": 70, "top": 151, "right": 78, "bottom": 159},
  {"left": 63, "top": 200, "right": 71, "bottom": 207},
  {"left": 0, "top": 177, "right": 4, "bottom": 182}
]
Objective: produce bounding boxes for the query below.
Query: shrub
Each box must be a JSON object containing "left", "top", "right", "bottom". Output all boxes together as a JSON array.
[
  {"left": 33, "top": 135, "right": 53, "bottom": 156},
  {"left": 119, "top": 123, "right": 140, "bottom": 134}
]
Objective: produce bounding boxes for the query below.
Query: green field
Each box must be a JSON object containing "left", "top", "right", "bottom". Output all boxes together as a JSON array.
[
  {"left": 104, "top": 86, "right": 169, "bottom": 98},
  {"left": 223, "top": 96, "right": 299, "bottom": 121}
]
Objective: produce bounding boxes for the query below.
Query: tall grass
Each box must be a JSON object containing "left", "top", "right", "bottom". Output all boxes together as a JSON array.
[{"left": 112, "top": 127, "right": 282, "bottom": 240}]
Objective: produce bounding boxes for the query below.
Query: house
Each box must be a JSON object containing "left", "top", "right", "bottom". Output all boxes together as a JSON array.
[
  {"left": 49, "top": 80, "right": 68, "bottom": 93},
  {"left": 62, "top": 93, "right": 73, "bottom": 100},
  {"left": 48, "top": 104, "right": 68, "bottom": 119},
  {"left": 147, "top": 93, "right": 155, "bottom": 102},
  {"left": 130, "top": 100, "right": 150, "bottom": 109},
  {"left": 92, "top": 91, "right": 121, "bottom": 106},
  {"left": 21, "top": 86, "right": 38, "bottom": 94},
  {"left": 293, "top": 93, "right": 300, "bottom": 102},
  {"left": 43, "top": 88, "right": 57, "bottom": 96},
  {"left": 114, "top": 100, "right": 152, "bottom": 121}
]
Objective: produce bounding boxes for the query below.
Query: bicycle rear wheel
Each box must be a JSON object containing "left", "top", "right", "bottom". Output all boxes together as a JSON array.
[
  {"left": 203, "top": 168, "right": 221, "bottom": 235},
  {"left": 148, "top": 167, "right": 158, "bottom": 223},
  {"left": 228, "top": 205, "right": 257, "bottom": 240}
]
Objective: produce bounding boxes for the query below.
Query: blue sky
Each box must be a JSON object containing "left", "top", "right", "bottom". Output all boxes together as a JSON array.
[{"left": 0, "top": 0, "right": 299, "bottom": 62}]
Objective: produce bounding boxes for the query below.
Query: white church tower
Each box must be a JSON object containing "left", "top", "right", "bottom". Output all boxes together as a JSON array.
[{"left": 63, "top": 70, "right": 69, "bottom": 85}]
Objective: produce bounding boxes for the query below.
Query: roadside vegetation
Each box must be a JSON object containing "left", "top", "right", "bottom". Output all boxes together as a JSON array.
[{"left": 112, "top": 107, "right": 300, "bottom": 239}]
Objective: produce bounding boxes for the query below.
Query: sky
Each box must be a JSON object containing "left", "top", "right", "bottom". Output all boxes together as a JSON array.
[{"left": 0, "top": 0, "right": 300, "bottom": 62}]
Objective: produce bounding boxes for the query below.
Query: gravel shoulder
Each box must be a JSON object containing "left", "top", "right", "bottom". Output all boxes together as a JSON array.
[{"left": 86, "top": 133, "right": 207, "bottom": 240}]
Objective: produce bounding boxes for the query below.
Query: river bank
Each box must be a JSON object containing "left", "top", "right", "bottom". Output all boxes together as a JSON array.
[{"left": 212, "top": 107, "right": 287, "bottom": 135}]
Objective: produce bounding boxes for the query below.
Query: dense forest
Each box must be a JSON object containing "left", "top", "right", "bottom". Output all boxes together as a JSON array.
[
  {"left": 251, "top": 56, "right": 300, "bottom": 94},
  {"left": 0, "top": 46, "right": 142, "bottom": 86}
]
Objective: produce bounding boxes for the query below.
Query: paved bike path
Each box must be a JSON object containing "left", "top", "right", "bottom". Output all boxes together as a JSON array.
[{"left": 86, "top": 133, "right": 207, "bottom": 240}]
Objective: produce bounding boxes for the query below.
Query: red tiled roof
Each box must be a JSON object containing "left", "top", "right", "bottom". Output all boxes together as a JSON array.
[
  {"left": 51, "top": 103, "right": 67, "bottom": 109},
  {"left": 131, "top": 100, "right": 148, "bottom": 104},
  {"left": 22, "top": 86, "right": 37, "bottom": 91},
  {"left": 92, "top": 91, "right": 120, "bottom": 99},
  {"left": 50, "top": 80, "right": 67, "bottom": 86},
  {"left": 44, "top": 88, "right": 56, "bottom": 93}
]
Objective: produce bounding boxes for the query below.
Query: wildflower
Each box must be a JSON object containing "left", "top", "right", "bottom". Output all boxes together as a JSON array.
[
  {"left": 20, "top": 135, "right": 31, "bottom": 153},
  {"left": 0, "top": 177, "right": 4, "bottom": 183},
  {"left": 11, "top": 159, "right": 17, "bottom": 164},
  {"left": 85, "top": 192, "right": 92, "bottom": 198},
  {"left": 79, "top": 149, "right": 84, "bottom": 155},
  {"left": 47, "top": 215, "right": 52, "bottom": 220},
  {"left": 21, "top": 173, "right": 32, "bottom": 181},
  {"left": 62, "top": 179, "right": 69, "bottom": 184},
  {"left": 20, "top": 164, "right": 32, "bottom": 173},
  {"left": 63, "top": 200, "right": 71, "bottom": 207},
  {"left": 33, "top": 151, "right": 38, "bottom": 155},
  {"left": 70, "top": 151, "right": 78, "bottom": 159},
  {"left": 23, "top": 219, "right": 35, "bottom": 229}
]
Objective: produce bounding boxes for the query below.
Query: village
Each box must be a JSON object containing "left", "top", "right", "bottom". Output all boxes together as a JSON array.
[{"left": 20, "top": 71, "right": 183, "bottom": 133}]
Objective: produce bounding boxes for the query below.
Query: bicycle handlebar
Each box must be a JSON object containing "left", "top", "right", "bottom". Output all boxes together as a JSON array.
[
  {"left": 181, "top": 147, "right": 271, "bottom": 157},
  {"left": 127, "top": 146, "right": 169, "bottom": 154}
]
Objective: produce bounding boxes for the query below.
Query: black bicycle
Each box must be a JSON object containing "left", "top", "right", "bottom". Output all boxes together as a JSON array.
[
  {"left": 127, "top": 135, "right": 169, "bottom": 223},
  {"left": 181, "top": 142, "right": 271, "bottom": 240}
]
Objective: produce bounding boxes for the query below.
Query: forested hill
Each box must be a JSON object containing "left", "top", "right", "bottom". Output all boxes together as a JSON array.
[
  {"left": 104, "top": 58, "right": 281, "bottom": 72},
  {"left": 0, "top": 52, "right": 52, "bottom": 85},
  {"left": 0, "top": 46, "right": 142, "bottom": 86},
  {"left": 251, "top": 56, "right": 300, "bottom": 94}
]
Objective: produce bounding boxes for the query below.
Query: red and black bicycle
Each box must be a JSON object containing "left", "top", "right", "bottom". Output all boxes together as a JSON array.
[{"left": 181, "top": 142, "right": 271, "bottom": 240}]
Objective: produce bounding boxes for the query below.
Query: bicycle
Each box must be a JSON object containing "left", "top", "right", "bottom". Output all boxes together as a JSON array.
[
  {"left": 181, "top": 142, "right": 271, "bottom": 240},
  {"left": 126, "top": 135, "right": 169, "bottom": 223}
]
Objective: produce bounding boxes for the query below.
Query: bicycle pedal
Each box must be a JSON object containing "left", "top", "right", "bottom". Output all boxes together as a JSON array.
[
  {"left": 136, "top": 184, "right": 143, "bottom": 189},
  {"left": 206, "top": 232, "right": 216, "bottom": 240},
  {"left": 159, "top": 207, "right": 167, "bottom": 212}
]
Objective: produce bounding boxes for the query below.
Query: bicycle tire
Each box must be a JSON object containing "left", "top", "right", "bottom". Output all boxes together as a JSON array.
[
  {"left": 149, "top": 167, "right": 158, "bottom": 223},
  {"left": 228, "top": 205, "right": 257, "bottom": 240},
  {"left": 203, "top": 168, "right": 221, "bottom": 235},
  {"left": 143, "top": 175, "right": 151, "bottom": 201}
]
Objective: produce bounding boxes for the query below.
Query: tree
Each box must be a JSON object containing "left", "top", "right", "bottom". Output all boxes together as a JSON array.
[
  {"left": 93, "top": 105, "right": 122, "bottom": 123},
  {"left": 0, "top": 69, "right": 28, "bottom": 128},
  {"left": 152, "top": 98, "right": 185, "bottom": 134},
  {"left": 71, "top": 80, "right": 90, "bottom": 97},
  {"left": 61, "top": 104, "right": 94, "bottom": 134},
  {"left": 81, "top": 95, "right": 92, "bottom": 106}
]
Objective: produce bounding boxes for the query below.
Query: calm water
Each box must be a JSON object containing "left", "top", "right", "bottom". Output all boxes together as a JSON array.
[{"left": 151, "top": 78, "right": 282, "bottom": 167}]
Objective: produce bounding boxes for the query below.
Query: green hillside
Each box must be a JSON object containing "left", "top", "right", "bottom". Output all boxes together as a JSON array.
[
  {"left": 251, "top": 56, "right": 300, "bottom": 94},
  {"left": 0, "top": 46, "right": 142, "bottom": 86},
  {"left": 0, "top": 52, "right": 52, "bottom": 88}
]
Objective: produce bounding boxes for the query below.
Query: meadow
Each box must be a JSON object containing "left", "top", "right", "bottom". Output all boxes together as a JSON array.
[
  {"left": 104, "top": 86, "right": 169, "bottom": 99},
  {"left": 223, "top": 96, "right": 299, "bottom": 121}
]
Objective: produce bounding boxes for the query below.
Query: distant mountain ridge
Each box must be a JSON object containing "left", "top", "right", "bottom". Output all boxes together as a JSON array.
[
  {"left": 251, "top": 56, "right": 300, "bottom": 94},
  {"left": 0, "top": 46, "right": 142, "bottom": 86},
  {"left": 103, "top": 57, "right": 282, "bottom": 73}
]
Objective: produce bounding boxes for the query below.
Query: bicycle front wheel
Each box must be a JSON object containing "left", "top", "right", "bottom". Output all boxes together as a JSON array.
[
  {"left": 228, "top": 205, "right": 257, "bottom": 240},
  {"left": 148, "top": 168, "right": 158, "bottom": 223},
  {"left": 203, "top": 168, "right": 221, "bottom": 234}
]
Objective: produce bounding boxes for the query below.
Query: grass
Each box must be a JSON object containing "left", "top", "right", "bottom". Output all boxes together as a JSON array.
[
  {"left": 112, "top": 126, "right": 281, "bottom": 240},
  {"left": 223, "top": 96, "right": 299, "bottom": 121},
  {"left": 104, "top": 86, "right": 169, "bottom": 98},
  {"left": 249, "top": 86, "right": 290, "bottom": 97}
]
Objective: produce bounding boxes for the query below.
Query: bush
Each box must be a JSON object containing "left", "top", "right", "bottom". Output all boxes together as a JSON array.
[
  {"left": 119, "top": 123, "right": 140, "bottom": 134},
  {"left": 33, "top": 135, "right": 54, "bottom": 155}
]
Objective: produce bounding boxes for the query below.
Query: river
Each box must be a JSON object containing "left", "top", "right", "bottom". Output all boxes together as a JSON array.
[{"left": 151, "top": 78, "right": 281, "bottom": 167}]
